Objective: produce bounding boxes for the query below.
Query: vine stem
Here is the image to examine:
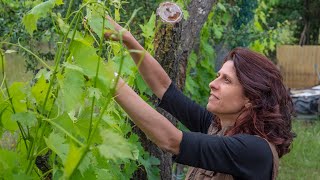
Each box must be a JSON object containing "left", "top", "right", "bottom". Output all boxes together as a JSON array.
[
  {"left": 65, "top": 0, "right": 75, "bottom": 19},
  {"left": 40, "top": 169, "right": 53, "bottom": 179},
  {"left": 87, "top": 3, "right": 107, "bottom": 141},
  {"left": 43, "top": 119, "right": 84, "bottom": 146}
]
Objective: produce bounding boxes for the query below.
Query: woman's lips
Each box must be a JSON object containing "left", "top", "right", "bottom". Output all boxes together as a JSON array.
[{"left": 209, "top": 93, "right": 219, "bottom": 100}]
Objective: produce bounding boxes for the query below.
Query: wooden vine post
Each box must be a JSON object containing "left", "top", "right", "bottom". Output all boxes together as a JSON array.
[
  {"left": 153, "top": 2, "right": 183, "bottom": 179},
  {"left": 154, "top": 2, "right": 183, "bottom": 84}
]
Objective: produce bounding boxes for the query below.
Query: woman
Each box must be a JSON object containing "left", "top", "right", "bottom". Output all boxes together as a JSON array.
[{"left": 106, "top": 17, "right": 295, "bottom": 180}]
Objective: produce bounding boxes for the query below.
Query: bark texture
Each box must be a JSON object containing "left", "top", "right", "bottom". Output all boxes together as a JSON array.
[{"left": 177, "top": 0, "right": 217, "bottom": 90}]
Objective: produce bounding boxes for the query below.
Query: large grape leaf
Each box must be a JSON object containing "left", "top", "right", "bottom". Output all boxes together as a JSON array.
[
  {"left": 0, "top": 83, "right": 27, "bottom": 131},
  {"left": 57, "top": 69, "right": 85, "bottom": 113},
  {"left": 63, "top": 147, "right": 97, "bottom": 179},
  {"left": 97, "top": 129, "right": 138, "bottom": 161},
  {"left": 22, "top": 0, "right": 63, "bottom": 36},
  {"left": 69, "top": 41, "right": 116, "bottom": 95}
]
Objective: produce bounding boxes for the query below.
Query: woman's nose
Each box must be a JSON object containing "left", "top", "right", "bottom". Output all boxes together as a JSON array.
[{"left": 209, "top": 79, "right": 219, "bottom": 90}]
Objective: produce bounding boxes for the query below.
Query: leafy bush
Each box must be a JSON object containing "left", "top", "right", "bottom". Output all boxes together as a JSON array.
[{"left": 0, "top": 0, "right": 160, "bottom": 179}]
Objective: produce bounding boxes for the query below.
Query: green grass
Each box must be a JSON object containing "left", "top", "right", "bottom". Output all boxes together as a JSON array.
[{"left": 278, "top": 120, "right": 320, "bottom": 180}]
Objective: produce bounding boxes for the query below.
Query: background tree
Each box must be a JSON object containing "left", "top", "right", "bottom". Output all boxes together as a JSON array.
[{"left": 265, "top": 0, "right": 320, "bottom": 45}]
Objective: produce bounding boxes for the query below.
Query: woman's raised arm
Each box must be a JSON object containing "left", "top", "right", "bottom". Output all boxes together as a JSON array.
[
  {"left": 115, "top": 78, "right": 182, "bottom": 154},
  {"left": 105, "top": 16, "right": 171, "bottom": 99}
]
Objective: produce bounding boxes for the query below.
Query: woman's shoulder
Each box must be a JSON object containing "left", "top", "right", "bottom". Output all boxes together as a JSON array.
[{"left": 228, "top": 134, "right": 273, "bottom": 161}]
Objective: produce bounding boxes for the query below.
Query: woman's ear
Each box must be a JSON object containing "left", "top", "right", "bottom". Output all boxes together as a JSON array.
[
  {"left": 244, "top": 98, "right": 251, "bottom": 108},
  {"left": 245, "top": 102, "right": 252, "bottom": 108}
]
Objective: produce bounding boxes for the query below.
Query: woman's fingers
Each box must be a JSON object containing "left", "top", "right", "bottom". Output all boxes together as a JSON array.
[
  {"left": 105, "top": 15, "right": 123, "bottom": 31},
  {"left": 104, "top": 29, "right": 120, "bottom": 41},
  {"left": 104, "top": 16, "right": 130, "bottom": 41}
]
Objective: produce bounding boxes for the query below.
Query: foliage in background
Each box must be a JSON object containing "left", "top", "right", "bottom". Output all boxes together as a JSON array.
[
  {"left": 265, "top": 0, "right": 320, "bottom": 45},
  {"left": 0, "top": 0, "right": 82, "bottom": 71},
  {"left": 184, "top": 9, "right": 218, "bottom": 106},
  {"left": 249, "top": 0, "right": 297, "bottom": 57},
  {"left": 121, "top": 0, "right": 162, "bottom": 44}
]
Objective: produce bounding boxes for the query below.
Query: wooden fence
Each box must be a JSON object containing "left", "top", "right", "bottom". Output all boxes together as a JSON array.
[{"left": 277, "top": 45, "right": 320, "bottom": 89}]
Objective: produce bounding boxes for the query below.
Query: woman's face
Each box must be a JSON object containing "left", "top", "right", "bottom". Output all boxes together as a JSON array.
[{"left": 207, "top": 61, "right": 249, "bottom": 118}]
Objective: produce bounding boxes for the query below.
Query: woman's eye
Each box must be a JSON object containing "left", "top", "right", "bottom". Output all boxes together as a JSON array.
[{"left": 224, "top": 78, "right": 231, "bottom": 83}]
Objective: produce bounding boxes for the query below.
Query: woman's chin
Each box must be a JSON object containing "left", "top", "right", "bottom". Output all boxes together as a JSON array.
[{"left": 206, "top": 104, "right": 216, "bottom": 113}]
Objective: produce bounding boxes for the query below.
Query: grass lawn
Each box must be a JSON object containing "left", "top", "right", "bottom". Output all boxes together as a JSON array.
[{"left": 278, "top": 120, "right": 320, "bottom": 180}]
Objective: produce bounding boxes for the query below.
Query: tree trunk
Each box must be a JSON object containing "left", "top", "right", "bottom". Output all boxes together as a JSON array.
[
  {"left": 177, "top": 0, "right": 217, "bottom": 90},
  {"left": 132, "top": 1, "right": 217, "bottom": 179},
  {"left": 299, "top": 0, "right": 310, "bottom": 45}
]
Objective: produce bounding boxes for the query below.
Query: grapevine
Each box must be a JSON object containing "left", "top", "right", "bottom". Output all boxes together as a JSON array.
[{"left": 0, "top": 0, "right": 160, "bottom": 179}]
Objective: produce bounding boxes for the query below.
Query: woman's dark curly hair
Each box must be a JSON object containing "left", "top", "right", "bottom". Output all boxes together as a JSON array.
[{"left": 216, "top": 47, "right": 295, "bottom": 158}]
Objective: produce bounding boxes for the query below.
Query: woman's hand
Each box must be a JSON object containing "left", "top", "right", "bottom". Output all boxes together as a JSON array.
[
  {"left": 104, "top": 16, "right": 132, "bottom": 44},
  {"left": 104, "top": 16, "right": 171, "bottom": 99}
]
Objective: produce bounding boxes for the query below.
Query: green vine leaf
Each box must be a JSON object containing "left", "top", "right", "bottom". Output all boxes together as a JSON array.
[
  {"left": 53, "top": 112, "right": 89, "bottom": 141},
  {"left": 97, "top": 129, "right": 138, "bottom": 161},
  {"left": 9, "top": 82, "right": 27, "bottom": 113},
  {"left": 63, "top": 143, "right": 85, "bottom": 179},
  {"left": 0, "top": 109, "right": 16, "bottom": 131},
  {"left": 139, "top": 12, "right": 156, "bottom": 53},
  {"left": 57, "top": 69, "right": 85, "bottom": 112},
  {"left": 78, "top": 152, "right": 96, "bottom": 177},
  {"left": 45, "top": 132, "right": 69, "bottom": 163},
  {"left": 22, "top": 0, "right": 63, "bottom": 36},
  {"left": 11, "top": 112, "right": 37, "bottom": 128},
  {"left": 139, "top": 153, "right": 160, "bottom": 180},
  {"left": 31, "top": 75, "right": 53, "bottom": 112},
  {"left": 0, "top": 149, "right": 30, "bottom": 178},
  {"left": 86, "top": 3, "right": 114, "bottom": 39},
  {"left": 69, "top": 41, "right": 116, "bottom": 95},
  {"left": 96, "top": 169, "right": 113, "bottom": 179}
]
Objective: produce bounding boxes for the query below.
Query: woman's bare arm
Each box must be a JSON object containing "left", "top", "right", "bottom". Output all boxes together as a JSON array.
[
  {"left": 105, "top": 17, "right": 171, "bottom": 99},
  {"left": 115, "top": 79, "right": 182, "bottom": 154}
]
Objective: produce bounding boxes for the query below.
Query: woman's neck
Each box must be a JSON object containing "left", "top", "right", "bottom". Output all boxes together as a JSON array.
[
  {"left": 217, "top": 114, "right": 237, "bottom": 128},
  {"left": 220, "top": 119, "right": 235, "bottom": 128}
]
